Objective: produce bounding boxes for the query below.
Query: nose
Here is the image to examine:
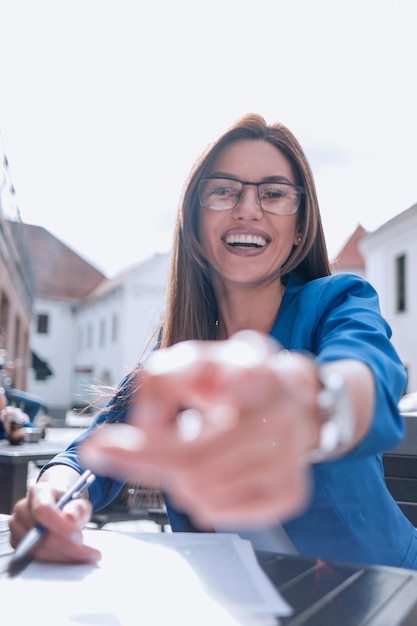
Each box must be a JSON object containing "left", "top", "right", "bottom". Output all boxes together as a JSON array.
[{"left": 232, "top": 184, "right": 263, "bottom": 220}]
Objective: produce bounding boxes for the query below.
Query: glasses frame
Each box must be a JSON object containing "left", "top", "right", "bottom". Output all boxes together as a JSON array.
[{"left": 198, "top": 176, "right": 305, "bottom": 216}]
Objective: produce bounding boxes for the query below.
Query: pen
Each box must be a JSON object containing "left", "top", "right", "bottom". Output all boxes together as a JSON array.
[{"left": 7, "top": 469, "right": 96, "bottom": 578}]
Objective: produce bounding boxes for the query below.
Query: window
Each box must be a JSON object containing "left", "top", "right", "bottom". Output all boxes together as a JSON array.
[
  {"left": 13, "top": 315, "right": 20, "bottom": 358},
  {"left": 36, "top": 313, "right": 49, "bottom": 334},
  {"left": 395, "top": 254, "right": 407, "bottom": 313},
  {"left": 111, "top": 313, "right": 119, "bottom": 342},
  {"left": 0, "top": 292, "right": 10, "bottom": 342},
  {"left": 72, "top": 368, "right": 93, "bottom": 408},
  {"left": 86, "top": 322, "right": 93, "bottom": 349},
  {"left": 99, "top": 319, "right": 106, "bottom": 346},
  {"left": 77, "top": 326, "right": 84, "bottom": 351}
]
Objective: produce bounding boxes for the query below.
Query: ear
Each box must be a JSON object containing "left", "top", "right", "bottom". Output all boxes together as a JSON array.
[{"left": 294, "top": 218, "right": 305, "bottom": 246}]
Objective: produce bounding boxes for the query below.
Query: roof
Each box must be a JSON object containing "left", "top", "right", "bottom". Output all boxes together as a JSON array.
[
  {"left": 331, "top": 224, "right": 367, "bottom": 270},
  {"left": 24, "top": 224, "right": 106, "bottom": 299},
  {"left": 362, "top": 202, "right": 417, "bottom": 239}
]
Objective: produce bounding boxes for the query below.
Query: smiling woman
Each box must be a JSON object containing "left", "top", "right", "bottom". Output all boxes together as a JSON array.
[
  {"left": 161, "top": 116, "right": 330, "bottom": 346},
  {"left": 8, "top": 115, "right": 415, "bottom": 572},
  {"left": 197, "top": 139, "right": 303, "bottom": 329}
]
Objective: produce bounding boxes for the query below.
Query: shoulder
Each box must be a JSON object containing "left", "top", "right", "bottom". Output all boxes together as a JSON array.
[
  {"left": 286, "top": 272, "right": 379, "bottom": 308},
  {"left": 287, "top": 271, "right": 374, "bottom": 293},
  {"left": 280, "top": 272, "right": 388, "bottom": 349}
]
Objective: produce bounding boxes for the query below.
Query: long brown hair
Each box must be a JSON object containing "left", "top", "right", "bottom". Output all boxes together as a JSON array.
[{"left": 160, "top": 113, "right": 331, "bottom": 348}]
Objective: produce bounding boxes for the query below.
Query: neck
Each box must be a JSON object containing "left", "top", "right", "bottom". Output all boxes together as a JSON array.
[{"left": 215, "top": 281, "right": 285, "bottom": 339}]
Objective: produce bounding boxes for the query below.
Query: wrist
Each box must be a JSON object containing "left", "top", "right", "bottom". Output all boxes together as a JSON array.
[{"left": 308, "top": 367, "right": 355, "bottom": 464}]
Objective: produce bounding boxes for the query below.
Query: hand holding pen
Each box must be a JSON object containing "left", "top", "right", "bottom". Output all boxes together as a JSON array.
[{"left": 7, "top": 469, "right": 97, "bottom": 577}]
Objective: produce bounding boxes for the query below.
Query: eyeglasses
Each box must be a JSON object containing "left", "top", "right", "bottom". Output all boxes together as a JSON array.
[{"left": 198, "top": 177, "right": 305, "bottom": 216}]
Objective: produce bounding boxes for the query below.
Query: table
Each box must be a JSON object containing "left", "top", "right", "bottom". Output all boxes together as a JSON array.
[
  {"left": 256, "top": 551, "right": 417, "bottom": 625},
  {"left": 0, "top": 439, "right": 65, "bottom": 513},
  {"left": 0, "top": 515, "right": 12, "bottom": 568},
  {"left": 1, "top": 519, "right": 417, "bottom": 625}
]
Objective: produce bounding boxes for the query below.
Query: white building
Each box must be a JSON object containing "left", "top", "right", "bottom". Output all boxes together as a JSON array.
[
  {"left": 72, "top": 252, "right": 169, "bottom": 409},
  {"left": 25, "top": 223, "right": 169, "bottom": 420},
  {"left": 359, "top": 203, "right": 417, "bottom": 392}
]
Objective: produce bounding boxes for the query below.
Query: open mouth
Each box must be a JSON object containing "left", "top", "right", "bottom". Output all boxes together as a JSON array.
[{"left": 224, "top": 234, "right": 268, "bottom": 248}]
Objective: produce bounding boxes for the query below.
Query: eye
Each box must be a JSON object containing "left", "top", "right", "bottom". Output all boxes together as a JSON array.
[
  {"left": 259, "top": 184, "right": 289, "bottom": 200},
  {"left": 212, "top": 185, "right": 234, "bottom": 197},
  {"left": 204, "top": 179, "right": 240, "bottom": 198}
]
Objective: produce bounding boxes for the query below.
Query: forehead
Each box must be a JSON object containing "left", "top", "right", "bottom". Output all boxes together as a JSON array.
[{"left": 209, "top": 139, "right": 295, "bottom": 181}]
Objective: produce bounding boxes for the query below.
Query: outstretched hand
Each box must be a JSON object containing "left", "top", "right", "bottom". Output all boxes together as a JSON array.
[{"left": 81, "top": 331, "right": 322, "bottom": 528}]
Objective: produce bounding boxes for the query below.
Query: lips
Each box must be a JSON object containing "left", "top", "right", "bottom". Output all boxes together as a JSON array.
[{"left": 222, "top": 230, "right": 271, "bottom": 249}]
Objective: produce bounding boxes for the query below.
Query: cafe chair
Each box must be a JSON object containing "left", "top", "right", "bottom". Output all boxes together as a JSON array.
[
  {"left": 89, "top": 484, "right": 170, "bottom": 532},
  {"left": 383, "top": 413, "right": 417, "bottom": 527}
]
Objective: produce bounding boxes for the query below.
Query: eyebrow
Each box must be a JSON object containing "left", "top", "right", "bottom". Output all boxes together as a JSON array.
[{"left": 208, "top": 171, "right": 296, "bottom": 185}]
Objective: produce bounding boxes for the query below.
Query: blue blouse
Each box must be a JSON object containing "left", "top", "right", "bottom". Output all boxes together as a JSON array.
[{"left": 45, "top": 272, "right": 417, "bottom": 569}]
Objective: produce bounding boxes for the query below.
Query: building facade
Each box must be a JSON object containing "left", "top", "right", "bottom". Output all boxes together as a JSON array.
[
  {"left": 25, "top": 222, "right": 169, "bottom": 419},
  {"left": 71, "top": 252, "right": 169, "bottom": 411},
  {"left": 25, "top": 224, "right": 105, "bottom": 419},
  {"left": 0, "top": 137, "right": 33, "bottom": 390},
  {"left": 359, "top": 203, "right": 417, "bottom": 393}
]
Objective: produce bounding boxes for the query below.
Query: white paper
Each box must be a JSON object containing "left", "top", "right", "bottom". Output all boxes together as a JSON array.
[{"left": 1, "top": 530, "right": 292, "bottom": 625}]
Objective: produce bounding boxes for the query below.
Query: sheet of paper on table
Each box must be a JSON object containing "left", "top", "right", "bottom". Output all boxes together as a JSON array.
[{"left": 1, "top": 529, "right": 292, "bottom": 625}]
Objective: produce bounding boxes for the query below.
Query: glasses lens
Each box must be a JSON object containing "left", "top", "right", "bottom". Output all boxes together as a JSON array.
[
  {"left": 258, "top": 183, "right": 301, "bottom": 215},
  {"left": 199, "top": 178, "right": 242, "bottom": 211}
]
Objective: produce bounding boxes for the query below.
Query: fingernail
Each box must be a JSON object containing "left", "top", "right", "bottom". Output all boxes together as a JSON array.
[
  {"left": 176, "top": 409, "right": 202, "bottom": 441},
  {"left": 71, "top": 531, "right": 83, "bottom": 544},
  {"left": 101, "top": 424, "right": 146, "bottom": 450},
  {"left": 80, "top": 447, "right": 110, "bottom": 474},
  {"left": 80, "top": 426, "right": 146, "bottom": 474},
  {"left": 146, "top": 342, "right": 199, "bottom": 374},
  {"left": 87, "top": 551, "right": 102, "bottom": 563}
]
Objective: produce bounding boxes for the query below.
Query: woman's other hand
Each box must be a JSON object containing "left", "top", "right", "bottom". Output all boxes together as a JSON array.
[{"left": 8, "top": 465, "right": 101, "bottom": 564}]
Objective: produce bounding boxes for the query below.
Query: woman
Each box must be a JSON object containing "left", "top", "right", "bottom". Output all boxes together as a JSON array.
[{"left": 9, "top": 114, "right": 415, "bottom": 569}]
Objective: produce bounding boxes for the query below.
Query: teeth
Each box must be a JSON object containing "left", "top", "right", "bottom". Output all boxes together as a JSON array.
[{"left": 225, "top": 234, "right": 267, "bottom": 247}]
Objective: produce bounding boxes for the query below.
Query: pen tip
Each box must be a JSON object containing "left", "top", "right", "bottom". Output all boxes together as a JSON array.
[{"left": 6, "top": 554, "right": 34, "bottom": 578}]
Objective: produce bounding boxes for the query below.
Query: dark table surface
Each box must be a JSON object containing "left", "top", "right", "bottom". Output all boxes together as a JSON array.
[
  {"left": 0, "top": 438, "right": 66, "bottom": 463},
  {"left": 0, "top": 428, "right": 86, "bottom": 514},
  {"left": 0, "top": 438, "right": 66, "bottom": 514},
  {"left": 1, "top": 515, "right": 417, "bottom": 625},
  {"left": 256, "top": 551, "right": 417, "bottom": 625}
]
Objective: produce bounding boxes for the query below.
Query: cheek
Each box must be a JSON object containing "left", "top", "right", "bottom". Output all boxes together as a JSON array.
[
  {"left": 273, "top": 219, "right": 298, "bottom": 247},
  {"left": 199, "top": 213, "right": 218, "bottom": 255},
  {"left": 271, "top": 223, "right": 299, "bottom": 264},
  {"left": 286, "top": 218, "right": 300, "bottom": 244}
]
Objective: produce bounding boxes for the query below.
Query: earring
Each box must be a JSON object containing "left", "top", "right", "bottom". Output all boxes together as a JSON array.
[{"left": 297, "top": 236, "right": 302, "bottom": 243}]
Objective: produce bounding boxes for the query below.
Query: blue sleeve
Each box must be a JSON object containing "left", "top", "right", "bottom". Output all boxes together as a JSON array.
[
  {"left": 312, "top": 274, "right": 407, "bottom": 457},
  {"left": 41, "top": 377, "right": 133, "bottom": 511}
]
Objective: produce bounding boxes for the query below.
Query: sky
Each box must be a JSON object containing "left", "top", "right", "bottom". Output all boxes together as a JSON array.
[{"left": 0, "top": 0, "right": 416, "bottom": 277}]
